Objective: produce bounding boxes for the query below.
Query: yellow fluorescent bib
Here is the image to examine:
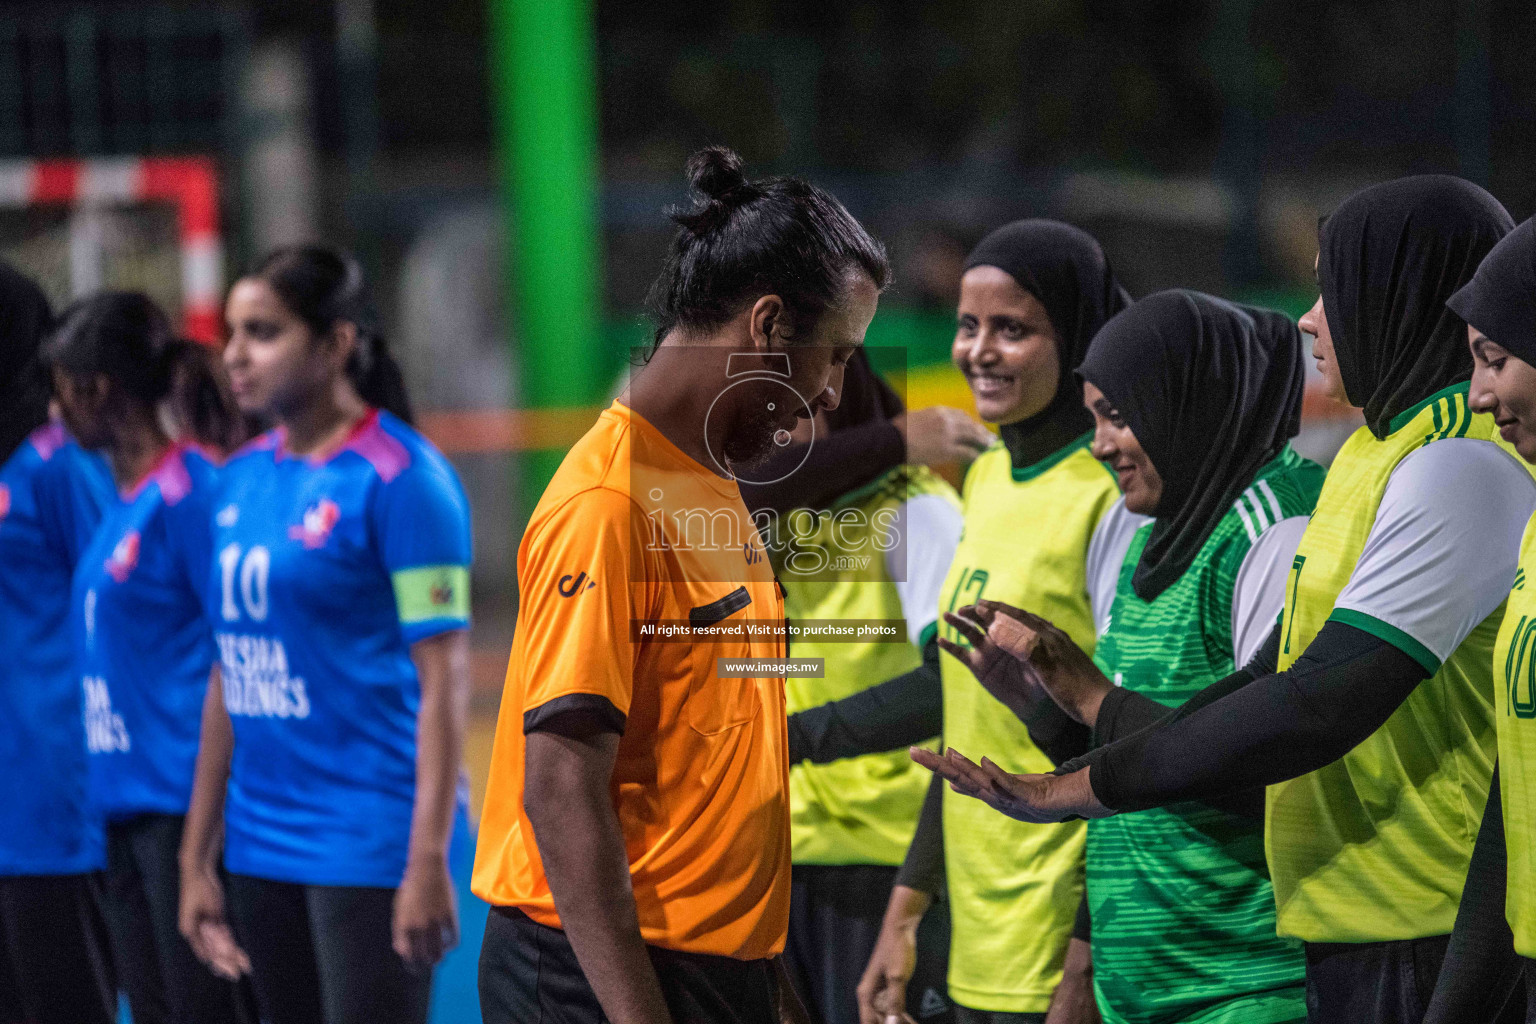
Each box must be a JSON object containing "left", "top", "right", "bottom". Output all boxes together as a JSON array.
[
  {"left": 938, "top": 437, "right": 1117, "bottom": 1013},
  {"left": 1494, "top": 515, "right": 1536, "bottom": 957},
  {"left": 1269, "top": 383, "right": 1500, "bottom": 942},
  {"left": 783, "top": 466, "right": 960, "bottom": 866}
]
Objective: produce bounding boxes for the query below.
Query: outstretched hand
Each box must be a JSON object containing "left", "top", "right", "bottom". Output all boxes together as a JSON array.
[{"left": 909, "top": 746, "right": 1111, "bottom": 823}]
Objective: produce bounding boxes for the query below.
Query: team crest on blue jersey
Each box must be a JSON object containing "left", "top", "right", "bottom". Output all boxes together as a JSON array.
[
  {"left": 289, "top": 499, "right": 341, "bottom": 549},
  {"left": 217, "top": 503, "right": 240, "bottom": 527},
  {"left": 105, "top": 531, "right": 140, "bottom": 583}
]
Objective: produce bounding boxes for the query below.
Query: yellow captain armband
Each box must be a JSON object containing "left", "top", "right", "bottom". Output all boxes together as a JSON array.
[{"left": 392, "top": 565, "right": 471, "bottom": 626}]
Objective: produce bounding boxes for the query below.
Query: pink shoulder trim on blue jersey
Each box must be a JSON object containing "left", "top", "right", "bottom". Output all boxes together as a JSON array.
[
  {"left": 123, "top": 444, "right": 193, "bottom": 505},
  {"left": 340, "top": 409, "right": 411, "bottom": 482},
  {"left": 28, "top": 420, "right": 68, "bottom": 460},
  {"left": 234, "top": 430, "right": 282, "bottom": 458}
]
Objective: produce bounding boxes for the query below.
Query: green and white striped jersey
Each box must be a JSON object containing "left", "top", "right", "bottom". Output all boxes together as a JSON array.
[{"left": 1086, "top": 446, "right": 1324, "bottom": 1024}]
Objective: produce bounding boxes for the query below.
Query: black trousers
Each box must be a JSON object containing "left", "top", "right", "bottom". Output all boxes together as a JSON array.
[
  {"left": 0, "top": 873, "right": 115, "bottom": 1024},
  {"left": 225, "top": 873, "right": 433, "bottom": 1024},
  {"left": 950, "top": 1008, "right": 1046, "bottom": 1024},
  {"left": 782, "top": 864, "right": 953, "bottom": 1024},
  {"left": 101, "top": 814, "right": 255, "bottom": 1024},
  {"left": 1304, "top": 935, "right": 1526, "bottom": 1024},
  {"left": 479, "top": 905, "right": 780, "bottom": 1024}
]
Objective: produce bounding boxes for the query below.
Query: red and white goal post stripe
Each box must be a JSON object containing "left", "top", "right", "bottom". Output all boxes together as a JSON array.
[{"left": 0, "top": 156, "right": 223, "bottom": 343}]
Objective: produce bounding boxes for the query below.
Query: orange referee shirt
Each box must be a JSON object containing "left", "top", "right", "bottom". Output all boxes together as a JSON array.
[{"left": 472, "top": 401, "right": 790, "bottom": 960}]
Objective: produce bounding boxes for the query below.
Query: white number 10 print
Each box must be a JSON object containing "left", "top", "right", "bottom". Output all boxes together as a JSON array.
[{"left": 219, "top": 543, "right": 271, "bottom": 622}]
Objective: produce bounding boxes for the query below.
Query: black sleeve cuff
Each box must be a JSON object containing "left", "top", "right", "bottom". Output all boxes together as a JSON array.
[
  {"left": 1243, "top": 622, "right": 1282, "bottom": 678},
  {"left": 1072, "top": 893, "right": 1091, "bottom": 941},
  {"left": 894, "top": 773, "right": 946, "bottom": 895},
  {"left": 523, "top": 693, "right": 627, "bottom": 735},
  {"left": 1091, "top": 686, "right": 1173, "bottom": 749},
  {"left": 1021, "top": 695, "right": 1091, "bottom": 767}
]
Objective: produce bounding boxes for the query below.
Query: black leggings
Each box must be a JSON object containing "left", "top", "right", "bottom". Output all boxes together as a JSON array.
[
  {"left": 101, "top": 814, "right": 255, "bottom": 1024},
  {"left": 226, "top": 873, "right": 433, "bottom": 1024},
  {"left": 0, "top": 873, "right": 115, "bottom": 1024}
]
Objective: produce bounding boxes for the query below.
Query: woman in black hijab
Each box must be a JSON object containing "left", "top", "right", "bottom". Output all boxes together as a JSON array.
[
  {"left": 1425, "top": 216, "right": 1536, "bottom": 1024},
  {"left": 915, "top": 176, "right": 1531, "bottom": 1024},
  {"left": 963, "top": 219, "right": 1132, "bottom": 470},
  {"left": 1077, "top": 290, "right": 1309, "bottom": 600},
  {"left": 786, "top": 219, "right": 1132, "bottom": 1024}
]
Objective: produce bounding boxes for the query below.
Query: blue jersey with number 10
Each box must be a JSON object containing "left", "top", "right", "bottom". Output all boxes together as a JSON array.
[{"left": 211, "top": 409, "right": 472, "bottom": 887}]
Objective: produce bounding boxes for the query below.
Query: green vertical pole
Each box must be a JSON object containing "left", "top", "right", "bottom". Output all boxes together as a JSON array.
[{"left": 487, "top": 0, "right": 603, "bottom": 496}]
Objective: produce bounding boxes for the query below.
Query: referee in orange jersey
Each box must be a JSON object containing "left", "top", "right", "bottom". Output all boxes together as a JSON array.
[{"left": 472, "top": 147, "right": 890, "bottom": 1024}]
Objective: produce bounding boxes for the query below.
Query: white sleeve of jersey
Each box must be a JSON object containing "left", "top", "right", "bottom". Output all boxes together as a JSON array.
[
  {"left": 1085, "top": 497, "right": 1150, "bottom": 637},
  {"left": 1333, "top": 438, "right": 1536, "bottom": 666},
  {"left": 886, "top": 494, "right": 964, "bottom": 646},
  {"left": 1232, "top": 515, "right": 1309, "bottom": 667}
]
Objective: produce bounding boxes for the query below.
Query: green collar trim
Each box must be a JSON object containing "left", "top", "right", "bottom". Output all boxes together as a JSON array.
[
  {"left": 1011, "top": 430, "right": 1095, "bottom": 482},
  {"left": 1387, "top": 381, "right": 1470, "bottom": 436},
  {"left": 918, "top": 620, "right": 938, "bottom": 650}
]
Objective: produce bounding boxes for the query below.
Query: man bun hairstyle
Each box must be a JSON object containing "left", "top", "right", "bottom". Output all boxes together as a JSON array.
[{"left": 645, "top": 146, "right": 890, "bottom": 354}]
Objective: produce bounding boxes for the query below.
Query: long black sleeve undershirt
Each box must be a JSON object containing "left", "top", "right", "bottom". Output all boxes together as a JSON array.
[
  {"left": 894, "top": 772, "right": 945, "bottom": 896},
  {"left": 1066, "top": 621, "right": 1427, "bottom": 812},
  {"left": 739, "top": 419, "right": 905, "bottom": 519},
  {"left": 786, "top": 638, "right": 943, "bottom": 764},
  {"left": 1079, "top": 624, "right": 1280, "bottom": 820},
  {"left": 1422, "top": 764, "right": 1526, "bottom": 1024}
]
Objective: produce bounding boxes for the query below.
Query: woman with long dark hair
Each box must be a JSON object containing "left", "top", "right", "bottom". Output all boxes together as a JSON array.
[
  {"left": 48, "top": 290, "right": 250, "bottom": 1024},
  {"left": 0, "top": 265, "right": 116, "bottom": 1024},
  {"left": 177, "top": 245, "right": 473, "bottom": 1024}
]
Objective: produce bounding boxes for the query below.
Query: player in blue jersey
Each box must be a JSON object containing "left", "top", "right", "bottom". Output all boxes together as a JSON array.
[
  {"left": 46, "top": 291, "right": 251, "bottom": 1024},
  {"left": 0, "top": 264, "right": 117, "bottom": 1024},
  {"left": 177, "top": 246, "right": 473, "bottom": 1024}
]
